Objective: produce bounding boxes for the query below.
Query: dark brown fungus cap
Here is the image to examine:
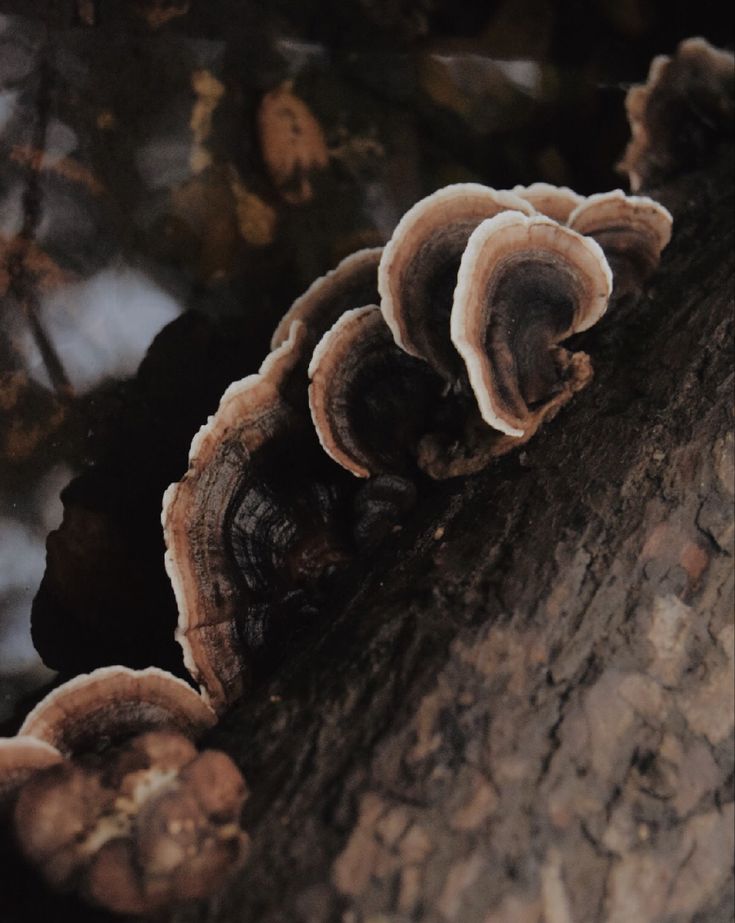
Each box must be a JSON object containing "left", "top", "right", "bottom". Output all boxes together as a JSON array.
[
  {"left": 379, "top": 184, "right": 534, "bottom": 381},
  {"left": 568, "top": 190, "right": 672, "bottom": 299},
  {"left": 17, "top": 666, "right": 215, "bottom": 756},
  {"left": 308, "top": 306, "right": 526, "bottom": 482},
  {"left": 619, "top": 38, "right": 735, "bottom": 192},
  {"left": 163, "top": 322, "right": 354, "bottom": 713},
  {"left": 0, "top": 737, "right": 63, "bottom": 808},
  {"left": 308, "top": 306, "right": 443, "bottom": 478},
  {"left": 511, "top": 183, "right": 584, "bottom": 223},
  {"left": 451, "top": 212, "right": 612, "bottom": 438},
  {"left": 271, "top": 247, "right": 382, "bottom": 350},
  {"left": 14, "top": 730, "right": 248, "bottom": 915}
]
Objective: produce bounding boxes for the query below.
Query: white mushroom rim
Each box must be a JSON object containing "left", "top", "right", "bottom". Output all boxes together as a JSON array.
[
  {"left": 567, "top": 189, "right": 673, "bottom": 250},
  {"left": 18, "top": 665, "right": 216, "bottom": 754},
  {"left": 378, "top": 182, "right": 534, "bottom": 358},
  {"left": 307, "top": 305, "right": 378, "bottom": 479},
  {"left": 270, "top": 248, "right": 383, "bottom": 350}
]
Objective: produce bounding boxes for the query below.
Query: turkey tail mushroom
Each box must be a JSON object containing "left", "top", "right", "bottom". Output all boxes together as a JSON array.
[
  {"left": 619, "top": 37, "right": 735, "bottom": 193},
  {"left": 378, "top": 184, "right": 534, "bottom": 381},
  {"left": 271, "top": 247, "right": 383, "bottom": 351},
  {"left": 568, "top": 190, "right": 672, "bottom": 301},
  {"left": 163, "top": 322, "right": 356, "bottom": 714},
  {"left": 451, "top": 211, "right": 612, "bottom": 439},
  {"left": 511, "top": 183, "right": 584, "bottom": 223},
  {"left": 17, "top": 666, "right": 216, "bottom": 756},
  {"left": 308, "top": 305, "right": 443, "bottom": 478}
]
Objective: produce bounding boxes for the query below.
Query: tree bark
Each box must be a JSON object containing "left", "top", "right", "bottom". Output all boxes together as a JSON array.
[
  {"left": 0, "top": 18, "right": 732, "bottom": 914},
  {"left": 1, "top": 145, "right": 732, "bottom": 923},
  {"left": 164, "top": 146, "right": 734, "bottom": 923}
]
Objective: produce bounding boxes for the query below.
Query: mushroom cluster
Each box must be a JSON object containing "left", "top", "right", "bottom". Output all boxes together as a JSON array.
[
  {"left": 2, "top": 179, "right": 673, "bottom": 913},
  {"left": 3, "top": 667, "right": 248, "bottom": 915},
  {"left": 162, "top": 180, "right": 672, "bottom": 714}
]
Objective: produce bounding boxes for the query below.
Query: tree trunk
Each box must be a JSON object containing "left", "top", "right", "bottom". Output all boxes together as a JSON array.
[
  {"left": 0, "top": 10, "right": 732, "bottom": 916},
  {"left": 1, "top": 137, "right": 732, "bottom": 923},
  {"left": 169, "top": 146, "right": 733, "bottom": 923}
]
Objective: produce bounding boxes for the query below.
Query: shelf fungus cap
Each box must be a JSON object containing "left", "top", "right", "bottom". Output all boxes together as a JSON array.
[
  {"left": 163, "top": 326, "right": 308, "bottom": 713},
  {"left": 379, "top": 183, "right": 535, "bottom": 380},
  {"left": 0, "top": 736, "right": 64, "bottom": 808},
  {"left": 308, "top": 305, "right": 442, "bottom": 478},
  {"left": 451, "top": 211, "right": 612, "bottom": 437},
  {"left": 619, "top": 37, "right": 735, "bottom": 192},
  {"left": 17, "top": 666, "right": 215, "bottom": 756},
  {"left": 568, "top": 190, "right": 672, "bottom": 297},
  {"left": 271, "top": 247, "right": 382, "bottom": 350},
  {"left": 511, "top": 183, "right": 584, "bottom": 223},
  {"left": 164, "top": 321, "right": 352, "bottom": 713}
]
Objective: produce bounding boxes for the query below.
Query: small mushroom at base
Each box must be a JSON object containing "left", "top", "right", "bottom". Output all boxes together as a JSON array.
[
  {"left": 13, "top": 730, "right": 249, "bottom": 915},
  {"left": 451, "top": 211, "right": 611, "bottom": 438}
]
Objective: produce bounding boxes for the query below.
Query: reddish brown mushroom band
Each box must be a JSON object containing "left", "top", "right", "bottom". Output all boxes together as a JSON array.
[{"left": 2, "top": 181, "right": 673, "bottom": 915}]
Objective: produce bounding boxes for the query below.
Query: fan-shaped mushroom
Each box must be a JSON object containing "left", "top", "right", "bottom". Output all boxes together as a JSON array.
[
  {"left": 307, "top": 305, "right": 519, "bottom": 481},
  {"left": 308, "top": 306, "right": 443, "bottom": 478},
  {"left": 18, "top": 666, "right": 215, "bottom": 756},
  {"left": 271, "top": 247, "right": 382, "bottom": 351},
  {"left": 379, "top": 184, "right": 534, "bottom": 381},
  {"left": 511, "top": 183, "right": 584, "bottom": 223},
  {"left": 163, "top": 322, "right": 355, "bottom": 713},
  {"left": 568, "top": 190, "right": 672, "bottom": 300},
  {"left": 451, "top": 211, "right": 612, "bottom": 438},
  {"left": 619, "top": 37, "right": 735, "bottom": 192}
]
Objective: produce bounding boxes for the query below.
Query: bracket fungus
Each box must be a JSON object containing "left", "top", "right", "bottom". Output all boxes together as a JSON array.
[
  {"left": 619, "top": 37, "right": 735, "bottom": 192},
  {"left": 308, "top": 305, "right": 443, "bottom": 478},
  {"left": 379, "top": 183, "right": 535, "bottom": 381},
  {"left": 13, "top": 729, "right": 248, "bottom": 916},
  {"left": 451, "top": 211, "right": 612, "bottom": 438},
  {"left": 568, "top": 190, "right": 672, "bottom": 300},
  {"left": 163, "top": 322, "right": 356, "bottom": 713},
  {"left": 18, "top": 666, "right": 215, "bottom": 756},
  {"left": 511, "top": 182, "right": 584, "bottom": 223},
  {"left": 271, "top": 247, "right": 382, "bottom": 352}
]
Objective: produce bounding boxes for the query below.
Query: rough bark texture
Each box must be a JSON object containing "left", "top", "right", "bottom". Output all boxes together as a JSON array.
[{"left": 160, "top": 147, "right": 733, "bottom": 923}]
